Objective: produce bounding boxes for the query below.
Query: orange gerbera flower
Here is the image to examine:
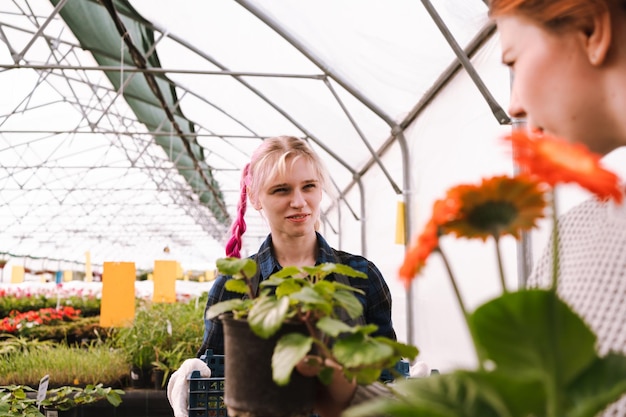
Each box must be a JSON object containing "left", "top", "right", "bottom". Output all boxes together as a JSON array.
[
  {"left": 507, "top": 130, "right": 623, "bottom": 203},
  {"left": 441, "top": 175, "right": 547, "bottom": 241},
  {"left": 398, "top": 219, "right": 439, "bottom": 288}
]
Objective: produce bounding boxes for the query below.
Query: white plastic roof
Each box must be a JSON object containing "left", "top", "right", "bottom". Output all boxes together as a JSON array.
[{"left": 0, "top": 0, "right": 526, "bottom": 369}]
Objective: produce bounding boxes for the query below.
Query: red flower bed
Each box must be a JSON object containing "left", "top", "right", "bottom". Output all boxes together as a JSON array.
[{"left": 0, "top": 306, "right": 81, "bottom": 333}]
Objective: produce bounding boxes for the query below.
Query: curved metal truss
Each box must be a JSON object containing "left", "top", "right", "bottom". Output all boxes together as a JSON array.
[{"left": 0, "top": 0, "right": 504, "bottom": 274}]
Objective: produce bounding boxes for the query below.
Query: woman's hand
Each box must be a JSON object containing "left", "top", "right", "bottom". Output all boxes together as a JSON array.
[{"left": 296, "top": 356, "right": 357, "bottom": 417}]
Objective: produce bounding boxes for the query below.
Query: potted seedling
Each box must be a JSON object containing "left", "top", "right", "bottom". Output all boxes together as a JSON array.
[
  {"left": 0, "top": 383, "right": 124, "bottom": 417},
  {"left": 206, "top": 258, "right": 418, "bottom": 417},
  {"left": 39, "top": 383, "right": 124, "bottom": 417}
]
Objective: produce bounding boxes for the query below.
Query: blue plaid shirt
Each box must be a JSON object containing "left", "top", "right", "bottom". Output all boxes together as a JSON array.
[{"left": 198, "top": 232, "right": 396, "bottom": 356}]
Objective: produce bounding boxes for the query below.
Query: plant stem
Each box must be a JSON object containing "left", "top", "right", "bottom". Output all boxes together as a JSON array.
[
  {"left": 494, "top": 236, "right": 508, "bottom": 293},
  {"left": 550, "top": 191, "right": 560, "bottom": 291},
  {"left": 437, "top": 247, "right": 484, "bottom": 369},
  {"left": 437, "top": 247, "right": 468, "bottom": 320}
]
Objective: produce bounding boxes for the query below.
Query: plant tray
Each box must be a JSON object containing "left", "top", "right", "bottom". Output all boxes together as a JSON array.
[{"left": 188, "top": 350, "right": 227, "bottom": 417}]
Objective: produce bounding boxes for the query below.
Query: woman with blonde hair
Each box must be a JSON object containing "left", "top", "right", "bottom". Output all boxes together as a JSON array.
[{"left": 197, "top": 135, "right": 396, "bottom": 358}]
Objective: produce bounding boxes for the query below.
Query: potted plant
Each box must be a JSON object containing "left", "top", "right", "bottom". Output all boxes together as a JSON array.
[
  {"left": 0, "top": 383, "right": 124, "bottom": 417},
  {"left": 0, "top": 385, "right": 42, "bottom": 417},
  {"left": 152, "top": 341, "right": 188, "bottom": 389},
  {"left": 206, "top": 258, "right": 418, "bottom": 417}
]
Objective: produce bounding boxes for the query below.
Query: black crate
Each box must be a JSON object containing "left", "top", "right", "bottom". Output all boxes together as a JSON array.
[{"left": 188, "top": 350, "right": 227, "bottom": 417}]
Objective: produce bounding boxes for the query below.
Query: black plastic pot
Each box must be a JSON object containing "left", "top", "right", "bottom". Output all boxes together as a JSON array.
[
  {"left": 222, "top": 315, "right": 315, "bottom": 417},
  {"left": 129, "top": 366, "right": 150, "bottom": 388},
  {"left": 43, "top": 407, "right": 78, "bottom": 417}
]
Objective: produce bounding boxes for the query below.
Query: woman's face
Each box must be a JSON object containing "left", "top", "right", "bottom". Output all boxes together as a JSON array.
[
  {"left": 256, "top": 157, "right": 322, "bottom": 239},
  {"left": 497, "top": 14, "right": 611, "bottom": 154}
]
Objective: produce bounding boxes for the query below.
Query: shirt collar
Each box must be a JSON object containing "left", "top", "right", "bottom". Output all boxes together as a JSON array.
[{"left": 255, "top": 232, "right": 336, "bottom": 279}]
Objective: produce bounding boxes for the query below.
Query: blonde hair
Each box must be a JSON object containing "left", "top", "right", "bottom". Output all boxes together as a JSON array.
[{"left": 225, "top": 136, "right": 330, "bottom": 257}]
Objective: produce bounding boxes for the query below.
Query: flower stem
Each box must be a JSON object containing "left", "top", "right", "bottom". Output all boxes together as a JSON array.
[
  {"left": 550, "top": 191, "right": 559, "bottom": 291},
  {"left": 494, "top": 236, "right": 508, "bottom": 293},
  {"left": 437, "top": 246, "right": 484, "bottom": 369}
]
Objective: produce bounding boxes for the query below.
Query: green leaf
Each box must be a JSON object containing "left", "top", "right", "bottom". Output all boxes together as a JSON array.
[
  {"left": 272, "top": 333, "right": 313, "bottom": 386},
  {"left": 205, "top": 299, "right": 247, "bottom": 320},
  {"left": 373, "top": 337, "right": 419, "bottom": 360},
  {"left": 330, "top": 263, "right": 368, "bottom": 278},
  {"left": 318, "top": 366, "right": 335, "bottom": 386},
  {"left": 346, "top": 372, "right": 514, "bottom": 417},
  {"left": 271, "top": 266, "right": 305, "bottom": 280},
  {"left": 333, "top": 289, "right": 364, "bottom": 319},
  {"left": 290, "top": 286, "right": 328, "bottom": 305},
  {"left": 333, "top": 333, "right": 393, "bottom": 369},
  {"left": 224, "top": 278, "right": 248, "bottom": 294},
  {"left": 567, "top": 353, "right": 626, "bottom": 417},
  {"left": 247, "top": 296, "right": 289, "bottom": 339},
  {"left": 216, "top": 257, "right": 257, "bottom": 278},
  {"left": 275, "top": 279, "right": 303, "bottom": 297},
  {"left": 316, "top": 316, "right": 356, "bottom": 337},
  {"left": 471, "top": 289, "right": 596, "bottom": 384}
]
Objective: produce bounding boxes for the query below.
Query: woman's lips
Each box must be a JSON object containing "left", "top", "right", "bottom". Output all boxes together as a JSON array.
[{"left": 287, "top": 213, "right": 309, "bottom": 222}]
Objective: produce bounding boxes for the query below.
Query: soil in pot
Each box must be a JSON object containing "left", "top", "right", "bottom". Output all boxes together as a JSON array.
[{"left": 222, "top": 315, "right": 315, "bottom": 417}]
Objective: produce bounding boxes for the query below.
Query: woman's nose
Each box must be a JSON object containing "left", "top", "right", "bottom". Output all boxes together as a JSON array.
[
  {"left": 290, "top": 190, "right": 305, "bottom": 208},
  {"left": 508, "top": 85, "right": 526, "bottom": 120}
]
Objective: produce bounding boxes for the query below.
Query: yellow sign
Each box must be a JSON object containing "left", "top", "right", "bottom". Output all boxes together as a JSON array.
[
  {"left": 153, "top": 260, "right": 177, "bottom": 303},
  {"left": 10, "top": 266, "right": 24, "bottom": 283},
  {"left": 395, "top": 200, "right": 406, "bottom": 245},
  {"left": 85, "top": 251, "right": 93, "bottom": 282},
  {"left": 100, "top": 262, "right": 136, "bottom": 327}
]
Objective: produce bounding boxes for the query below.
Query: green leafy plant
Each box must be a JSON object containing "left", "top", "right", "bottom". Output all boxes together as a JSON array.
[
  {"left": 207, "top": 259, "right": 418, "bottom": 386},
  {"left": 0, "top": 341, "right": 128, "bottom": 386},
  {"left": 0, "top": 383, "right": 124, "bottom": 416},
  {"left": 152, "top": 341, "right": 189, "bottom": 387},
  {"left": 110, "top": 296, "right": 205, "bottom": 372},
  {"left": 40, "top": 383, "right": 124, "bottom": 411},
  {"left": 0, "top": 385, "right": 42, "bottom": 417}
]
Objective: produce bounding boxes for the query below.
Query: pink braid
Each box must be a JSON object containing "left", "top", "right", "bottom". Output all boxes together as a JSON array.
[{"left": 225, "top": 163, "right": 250, "bottom": 258}]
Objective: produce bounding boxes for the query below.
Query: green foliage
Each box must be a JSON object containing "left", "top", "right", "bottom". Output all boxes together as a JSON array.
[
  {"left": 40, "top": 383, "right": 124, "bottom": 411},
  {"left": 0, "top": 383, "right": 124, "bottom": 416},
  {"left": 109, "top": 294, "right": 206, "bottom": 371},
  {"left": 344, "top": 290, "right": 626, "bottom": 417},
  {"left": 0, "top": 341, "right": 128, "bottom": 386},
  {"left": 0, "top": 385, "right": 42, "bottom": 417},
  {"left": 0, "top": 295, "right": 101, "bottom": 318},
  {"left": 13, "top": 316, "right": 110, "bottom": 344},
  {"left": 207, "top": 258, "right": 418, "bottom": 387}
]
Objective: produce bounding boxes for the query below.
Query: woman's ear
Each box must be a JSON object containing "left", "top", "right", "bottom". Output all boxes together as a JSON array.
[
  {"left": 585, "top": 8, "right": 612, "bottom": 66},
  {"left": 247, "top": 189, "right": 262, "bottom": 210}
]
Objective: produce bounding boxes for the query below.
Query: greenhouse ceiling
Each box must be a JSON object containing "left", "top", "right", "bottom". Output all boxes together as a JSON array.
[{"left": 0, "top": 0, "right": 508, "bottom": 271}]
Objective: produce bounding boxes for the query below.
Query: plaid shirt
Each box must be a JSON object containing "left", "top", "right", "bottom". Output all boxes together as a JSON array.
[{"left": 198, "top": 232, "right": 396, "bottom": 356}]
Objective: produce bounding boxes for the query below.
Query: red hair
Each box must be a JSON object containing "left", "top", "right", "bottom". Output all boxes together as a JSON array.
[{"left": 488, "top": 0, "right": 617, "bottom": 30}]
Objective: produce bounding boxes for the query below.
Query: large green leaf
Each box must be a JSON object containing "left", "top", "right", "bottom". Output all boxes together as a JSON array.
[
  {"left": 471, "top": 289, "right": 596, "bottom": 383},
  {"left": 333, "top": 289, "right": 364, "bottom": 319},
  {"left": 272, "top": 333, "right": 313, "bottom": 386},
  {"left": 567, "top": 353, "right": 626, "bottom": 417},
  {"left": 332, "top": 333, "right": 393, "bottom": 369},
  {"left": 205, "top": 299, "right": 247, "bottom": 320},
  {"left": 247, "top": 296, "right": 289, "bottom": 339}
]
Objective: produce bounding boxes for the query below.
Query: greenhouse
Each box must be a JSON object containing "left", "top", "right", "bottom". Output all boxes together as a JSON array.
[{"left": 2, "top": 1, "right": 624, "bottom": 416}]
